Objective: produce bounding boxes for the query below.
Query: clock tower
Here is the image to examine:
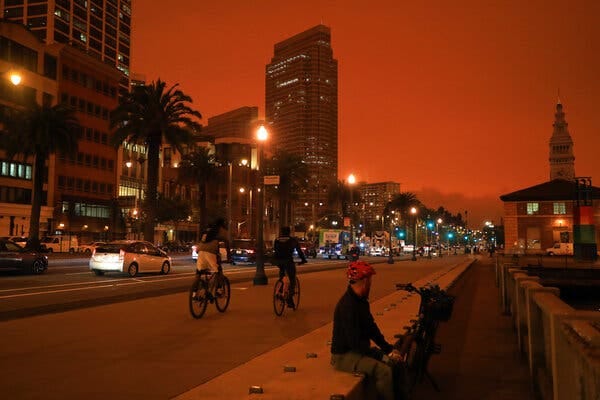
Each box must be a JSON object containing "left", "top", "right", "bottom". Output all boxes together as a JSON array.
[{"left": 549, "top": 100, "right": 575, "bottom": 180}]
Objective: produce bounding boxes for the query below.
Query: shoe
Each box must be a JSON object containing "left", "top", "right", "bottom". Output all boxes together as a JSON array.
[{"left": 286, "top": 299, "right": 295, "bottom": 309}]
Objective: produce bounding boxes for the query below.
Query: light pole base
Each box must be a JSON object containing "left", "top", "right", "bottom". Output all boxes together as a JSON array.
[
  {"left": 253, "top": 274, "right": 268, "bottom": 285},
  {"left": 387, "top": 254, "right": 394, "bottom": 264},
  {"left": 411, "top": 251, "right": 417, "bottom": 261},
  {"left": 253, "top": 261, "right": 268, "bottom": 285}
]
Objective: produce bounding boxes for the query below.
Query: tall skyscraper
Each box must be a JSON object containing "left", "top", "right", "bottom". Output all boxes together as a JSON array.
[
  {"left": 265, "top": 25, "right": 338, "bottom": 226},
  {"left": 549, "top": 100, "right": 575, "bottom": 181},
  {"left": 1, "top": 0, "right": 131, "bottom": 95}
]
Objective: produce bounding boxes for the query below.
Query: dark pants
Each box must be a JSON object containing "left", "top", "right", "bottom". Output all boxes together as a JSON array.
[
  {"left": 331, "top": 348, "right": 405, "bottom": 400},
  {"left": 277, "top": 259, "right": 296, "bottom": 299}
]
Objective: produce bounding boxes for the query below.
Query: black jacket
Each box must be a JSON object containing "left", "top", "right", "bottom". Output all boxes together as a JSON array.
[
  {"left": 273, "top": 235, "right": 306, "bottom": 264},
  {"left": 331, "top": 286, "right": 393, "bottom": 355}
]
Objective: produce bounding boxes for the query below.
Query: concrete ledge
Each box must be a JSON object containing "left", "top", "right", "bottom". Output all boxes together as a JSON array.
[{"left": 175, "top": 258, "right": 476, "bottom": 399}]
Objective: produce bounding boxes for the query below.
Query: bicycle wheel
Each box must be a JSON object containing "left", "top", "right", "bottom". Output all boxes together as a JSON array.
[
  {"left": 292, "top": 277, "right": 300, "bottom": 310},
  {"left": 214, "top": 274, "right": 231, "bottom": 312},
  {"left": 189, "top": 279, "right": 208, "bottom": 319},
  {"left": 273, "top": 279, "right": 285, "bottom": 316}
]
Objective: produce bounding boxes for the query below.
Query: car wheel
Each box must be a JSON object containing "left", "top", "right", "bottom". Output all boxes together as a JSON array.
[
  {"left": 30, "top": 259, "right": 46, "bottom": 274},
  {"left": 85, "top": 249, "right": 92, "bottom": 255},
  {"left": 127, "top": 263, "right": 138, "bottom": 277},
  {"left": 547, "top": 252, "right": 554, "bottom": 256},
  {"left": 160, "top": 262, "right": 170, "bottom": 275},
  {"left": 93, "top": 269, "right": 105, "bottom": 276},
  {"left": 47, "top": 248, "right": 53, "bottom": 253}
]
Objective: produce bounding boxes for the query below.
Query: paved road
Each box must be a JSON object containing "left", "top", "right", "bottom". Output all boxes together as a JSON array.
[{"left": 0, "top": 255, "right": 465, "bottom": 399}]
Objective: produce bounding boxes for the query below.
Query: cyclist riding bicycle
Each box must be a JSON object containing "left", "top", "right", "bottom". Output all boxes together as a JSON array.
[
  {"left": 192, "top": 218, "right": 230, "bottom": 299},
  {"left": 330, "top": 261, "right": 403, "bottom": 400},
  {"left": 273, "top": 226, "right": 307, "bottom": 309}
]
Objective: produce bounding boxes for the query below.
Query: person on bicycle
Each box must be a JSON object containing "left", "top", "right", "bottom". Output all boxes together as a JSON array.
[
  {"left": 330, "top": 261, "right": 403, "bottom": 400},
  {"left": 273, "top": 226, "right": 307, "bottom": 309},
  {"left": 192, "top": 218, "right": 230, "bottom": 299}
]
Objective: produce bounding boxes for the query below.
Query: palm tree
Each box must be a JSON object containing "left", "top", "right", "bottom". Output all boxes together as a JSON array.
[
  {"left": 110, "top": 79, "right": 201, "bottom": 242},
  {"left": 385, "top": 192, "right": 421, "bottom": 242},
  {"left": 327, "top": 180, "right": 361, "bottom": 218},
  {"left": 178, "top": 147, "right": 216, "bottom": 232},
  {"left": 267, "top": 151, "right": 309, "bottom": 227},
  {"left": 0, "top": 102, "right": 79, "bottom": 249}
]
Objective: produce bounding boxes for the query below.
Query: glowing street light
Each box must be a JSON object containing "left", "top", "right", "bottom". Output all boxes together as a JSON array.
[
  {"left": 253, "top": 124, "right": 269, "bottom": 285},
  {"left": 410, "top": 207, "right": 418, "bottom": 261}
]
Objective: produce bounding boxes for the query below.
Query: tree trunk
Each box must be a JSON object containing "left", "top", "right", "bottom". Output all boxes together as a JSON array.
[
  {"left": 28, "top": 154, "right": 45, "bottom": 250},
  {"left": 144, "top": 140, "right": 161, "bottom": 243}
]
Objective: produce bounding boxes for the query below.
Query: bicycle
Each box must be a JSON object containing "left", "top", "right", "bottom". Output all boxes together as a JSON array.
[
  {"left": 272, "top": 262, "right": 304, "bottom": 316},
  {"left": 393, "top": 282, "right": 455, "bottom": 397},
  {"left": 189, "top": 263, "right": 231, "bottom": 319}
]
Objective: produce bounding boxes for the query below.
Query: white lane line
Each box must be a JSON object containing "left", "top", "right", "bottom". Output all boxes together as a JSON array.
[
  {"left": 0, "top": 266, "right": 280, "bottom": 298},
  {"left": 0, "top": 284, "right": 116, "bottom": 299},
  {"left": 66, "top": 272, "right": 92, "bottom": 275}
]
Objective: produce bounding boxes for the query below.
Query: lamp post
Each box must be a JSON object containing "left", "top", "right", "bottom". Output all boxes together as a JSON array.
[
  {"left": 437, "top": 218, "right": 443, "bottom": 257},
  {"left": 253, "top": 124, "right": 269, "bottom": 285},
  {"left": 427, "top": 221, "right": 434, "bottom": 259},
  {"left": 387, "top": 208, "right": 394, "bottom": 264},
  {"left": 227, "top": 161, "right": 233, "bottom": 246},
  {"left": 410, "top": 207, "right": 418, "bottom": 261},
  {"left": 347, "top": 174, "right": 356, "bottom": 246}
]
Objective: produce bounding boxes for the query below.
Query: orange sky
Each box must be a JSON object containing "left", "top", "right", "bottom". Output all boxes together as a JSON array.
[{"left": 131, "top": 1, "right": 599, "bottom": 226}]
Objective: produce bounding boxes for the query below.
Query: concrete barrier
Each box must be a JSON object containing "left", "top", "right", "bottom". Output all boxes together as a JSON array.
[
  {"left": 175, "top": 259, "right": 475, "bottom": 400},
  {"left": 498, "top": 260, "right": 600, "bottom": 400}
]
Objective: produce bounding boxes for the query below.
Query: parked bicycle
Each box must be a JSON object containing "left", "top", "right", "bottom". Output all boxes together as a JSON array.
[
  {"left": 273, "top": 274, "right": 300, "bottom": 316},
  {"left": 189, "top": 263, "right": 231, "bottom": 319},
  {"left": 393, "top": 282, "right": 455, "bottom": 397}
]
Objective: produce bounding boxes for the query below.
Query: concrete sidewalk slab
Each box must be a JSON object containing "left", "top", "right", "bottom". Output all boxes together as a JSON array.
[{"left": 175, "top": 258, "right": 474, "bottom": 399}]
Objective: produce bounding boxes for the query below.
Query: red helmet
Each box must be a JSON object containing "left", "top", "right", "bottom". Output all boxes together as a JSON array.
[{"left": 347, "top": 261, "right": 376, "bottom": 281}]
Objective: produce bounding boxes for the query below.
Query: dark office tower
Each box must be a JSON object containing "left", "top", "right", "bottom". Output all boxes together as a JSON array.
[
  {"left": 1, "top": 0, "right": 132, "bottom": 95},
  {"left": 266, "top": 25, "right": 338, "bottom": 227}
]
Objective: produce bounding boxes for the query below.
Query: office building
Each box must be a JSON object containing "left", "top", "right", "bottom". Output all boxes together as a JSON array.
[
  {"left": 265, "top": 24, "right": 338, "bottom": 226},
  {"left": 1, "top": 0, "right": 132, "bottom": 95}
]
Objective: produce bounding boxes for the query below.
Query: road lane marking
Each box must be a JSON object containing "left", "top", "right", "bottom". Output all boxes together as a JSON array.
[{"left": 0, "top": 266, "right": 281, "bottom": 298}]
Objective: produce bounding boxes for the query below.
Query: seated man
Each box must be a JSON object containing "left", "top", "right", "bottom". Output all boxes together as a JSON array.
[{"left": 330, "top": 261, "right": 402, "bottom": 400}]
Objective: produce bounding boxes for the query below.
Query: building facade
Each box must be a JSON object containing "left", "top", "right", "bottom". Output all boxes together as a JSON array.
[
  {"left": 265, "top": 24, "right": 338, "bottom": 226},
  {"left": 500, "top": 101, "right": 599, "bottom": 254},
  {"left": 1, "top": 0, "right": 132, "bottom": 95},
  {"left": 1, "top": 20, "right": 121, "bottom": 241},
  {"left": 359, "top": 181, "right": 401, "bottom": 230}
]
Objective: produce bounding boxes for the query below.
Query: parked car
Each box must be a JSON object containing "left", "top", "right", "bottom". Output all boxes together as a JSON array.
[
  {"left": 78, "top": 241, "right": 107, "bottom": 255},
  {"left": 297, "top": 239, "right": 317, "bottom": 258},
  {"left": 0, "top": 239, "right": 48, "bottom": 274},
  {"left": 231, "top": 239, "right": 257, "bottom": 264},
  {"left": 40, "top": 235, "right": 78, "bottom": 253},
  {"left": 89, "top": 240, "right": 171, "bottom": 277}
]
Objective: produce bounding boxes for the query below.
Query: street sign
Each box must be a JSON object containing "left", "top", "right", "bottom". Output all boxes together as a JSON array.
[{"left": 263, "top": 175, "right": 280, "bottom": 185}]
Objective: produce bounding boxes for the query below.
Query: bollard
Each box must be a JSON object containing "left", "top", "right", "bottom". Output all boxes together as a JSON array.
[
  {"left": 283, "top": 365, "right": 296, "bottom": 372},
  {"left": 306, "top": 352, "right": 318, "bottom": 358}
]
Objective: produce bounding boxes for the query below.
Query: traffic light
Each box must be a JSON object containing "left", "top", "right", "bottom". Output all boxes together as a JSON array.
[
  {"left": 396, "top": 228, "right": 405, "bottom": 239},
  {"left": 427, "top": 221, "right": 434, "bottom": 230}
]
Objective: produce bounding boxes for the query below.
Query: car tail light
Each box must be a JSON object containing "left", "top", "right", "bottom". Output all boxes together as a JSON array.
[
  {"left": 119, "top": 249, "right": 125, "bottom": 261},
  {"left": 92, "top": 248, "right": 96, "bottom": 256},
  {"left": 246, "top": 249, "right": 255, "bottom": 254}
]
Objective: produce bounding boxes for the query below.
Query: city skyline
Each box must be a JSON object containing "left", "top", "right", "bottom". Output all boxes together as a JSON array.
[{"left": 131, "top": 1, "right": 599, "bottom": 226}]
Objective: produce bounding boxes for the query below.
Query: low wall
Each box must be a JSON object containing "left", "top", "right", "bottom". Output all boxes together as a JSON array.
[{"left": 496, "top": 258, "right": 600, "bottom": 400}]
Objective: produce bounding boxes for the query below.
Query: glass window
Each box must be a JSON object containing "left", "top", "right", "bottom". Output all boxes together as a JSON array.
[
  {"left": 526, "top": 202, "right": 539, "bottom": 215},
  {"left": 553, "top": 202, "right": 566, "bottom": 215}
]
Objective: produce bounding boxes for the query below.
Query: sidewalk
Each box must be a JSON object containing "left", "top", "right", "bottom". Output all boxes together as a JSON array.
[{"left": 412, "top": 255, "right": 533, "bottom": 399}]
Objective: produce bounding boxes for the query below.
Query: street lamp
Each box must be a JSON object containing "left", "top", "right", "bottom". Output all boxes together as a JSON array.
[
  {"left": 387, "top": 208, "right": 394, "bottom": 264},
  {"left": 253, "top": 124, "right": 269, "bottom": 285},
  {"left": 427, "top": 221, "right": 434, "bottom": 259},
  {"left": 410, "top": 207, "right": 418, "bottom": 261},
  {"left": 437, "top": 218, "right": 443, "bottom": 257},
  {"left": 347, "top": 173, "right": 356, "bottom": 245}
]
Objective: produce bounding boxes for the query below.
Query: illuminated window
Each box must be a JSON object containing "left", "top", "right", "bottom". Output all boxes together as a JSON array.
[
  {"left": 526, "top": 203, "right": 539, "bottom": 215},
  {"left": 553, "top": 202, "right": 566, "bottom": 215}
]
